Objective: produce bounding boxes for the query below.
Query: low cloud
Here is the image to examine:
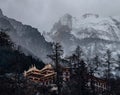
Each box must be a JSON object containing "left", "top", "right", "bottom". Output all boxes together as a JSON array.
[{"left": 0, "top": 0, "right": 120, "bottom": 32}]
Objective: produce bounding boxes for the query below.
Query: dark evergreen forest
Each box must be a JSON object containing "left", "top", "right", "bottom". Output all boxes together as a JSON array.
[{"left": 0, "top": 30, "right": 45, "bottom": 74}]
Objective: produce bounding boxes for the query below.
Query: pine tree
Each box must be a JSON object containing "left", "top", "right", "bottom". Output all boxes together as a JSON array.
[
  {"left": 104, "top": 50, "right": 114, "bottom": 95},
  {"left": 116, "top": 54, "right": 120, "bottom": 71},
  {"left": 48, "top": 42, "right": 63, "bottom": 95},
  {"left": 75, "top": 45, "right": 83, "bottom": 63},
  {"left": 79, "top": 60, "right": 88, "bottom": 95},
  {"left": 66, "top": 46, "right": 89, "bottom": 95}
]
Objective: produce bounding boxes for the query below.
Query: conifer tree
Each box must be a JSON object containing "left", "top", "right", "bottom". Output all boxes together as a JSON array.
[
  {"left": 104, "top": 50, "right": 114, "bottom": 95},
  {"left": 89, "top": 55, "right": 100, "bottom": 95},
  {"left": 67, "top": 46, "right": 89, "bottom": 95},
  {"left": 48, "top": 42, "right": 63, "bottom": 95}
]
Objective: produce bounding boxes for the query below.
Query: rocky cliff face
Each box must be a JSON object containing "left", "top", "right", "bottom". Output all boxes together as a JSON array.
[
  {"left": 0, "top": 9, "right": 3, "bottom": 17},
  {"left": 0, "top": 9, "right": 52, "bottom": 62},
  {"left": 43, "top": 13, "right": 120, "bottom": 77},
  {"left": 44, "top": 13, "right": 120, "bottom": 58}
]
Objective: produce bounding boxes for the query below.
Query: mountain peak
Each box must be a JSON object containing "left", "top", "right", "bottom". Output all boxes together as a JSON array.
[
  {"left": 62, "top": 13, "right": 72, "bottom": 18},
  {"left": 0, "top": 9, "right": 4, "bottom": 17},
  {"left": 59, "top": 13, "right": 72, "bottom": 29}
]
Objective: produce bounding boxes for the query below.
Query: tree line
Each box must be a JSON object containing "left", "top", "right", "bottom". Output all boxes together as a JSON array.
[
  {"left": 1, "top": 29, "right": 120, "bottom": 95},
  {"left": 48, "top": 42, "right": 120, "bottom": 95}
]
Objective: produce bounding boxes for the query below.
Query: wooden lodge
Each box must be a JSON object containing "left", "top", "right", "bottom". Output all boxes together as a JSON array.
[
  {"left": 24, "top": 64, "right": 70, "bottom": 85},
  {"left": 24, "top": 64, "right": 56, "bottom": 85},
  {"left": 88, "top": 75, "right": 107, "bottom": 94},
  {"left": 23, "top": 64, "right": 107, "bottom": 93}
]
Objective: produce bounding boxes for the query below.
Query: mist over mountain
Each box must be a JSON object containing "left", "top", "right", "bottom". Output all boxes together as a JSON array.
[
  {"left": 42, "top": 13, "right": 120, "bottom": 77},
  {"left": 1, "top": 8, "right": 120, "bottom": 76},
  {"left": 0, "top": 9, "right": 52, "bottom": 62},
  {"left": 44, "top": 13, "right": 120, "bottom": 58}
]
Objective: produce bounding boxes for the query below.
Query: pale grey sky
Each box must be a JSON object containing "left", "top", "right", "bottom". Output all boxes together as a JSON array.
[{"left": 0, "top": 0, "right": 120, "bottom": 32}]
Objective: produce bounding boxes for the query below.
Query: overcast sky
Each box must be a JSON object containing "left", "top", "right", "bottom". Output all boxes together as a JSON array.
[{"left": 0, "top": 0, "right": 120, "bottom": 32}]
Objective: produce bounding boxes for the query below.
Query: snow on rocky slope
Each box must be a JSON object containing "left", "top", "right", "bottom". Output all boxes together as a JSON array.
[
  {"left": 44, "top": 13, "right": 120, "bottom": 77},
  {"left": 44, "top": 13, "right": 120, "bottom": 56}
]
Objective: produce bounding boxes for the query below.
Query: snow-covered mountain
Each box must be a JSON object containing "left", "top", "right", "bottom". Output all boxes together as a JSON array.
[
  {"left": 44, "top": 13, "right": 120, "bottom": 58},
  {"left": 43, "top": 13, "right": 120, "bottom": 77},
  {"left": 0, "top": 9, "right": 52, "bottom": 62}
]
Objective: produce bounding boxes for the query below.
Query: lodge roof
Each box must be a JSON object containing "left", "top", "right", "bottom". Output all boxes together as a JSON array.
[
  {"left": 88, "top": 75, "right": 107, "bottom": 83},
  {"left": 26, "top": 65, "right": 40, "bottom": 73},
  {"left": 40, "top": 64, "right": 53, "bottom": 71},
  {"left": 24, "top": 64, "right": 55, "bottom": 76}
]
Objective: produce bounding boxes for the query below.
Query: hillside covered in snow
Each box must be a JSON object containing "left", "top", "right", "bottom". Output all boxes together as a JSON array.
[{"left": 44, "top": 13, "right": 120, "bottom": 58}]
